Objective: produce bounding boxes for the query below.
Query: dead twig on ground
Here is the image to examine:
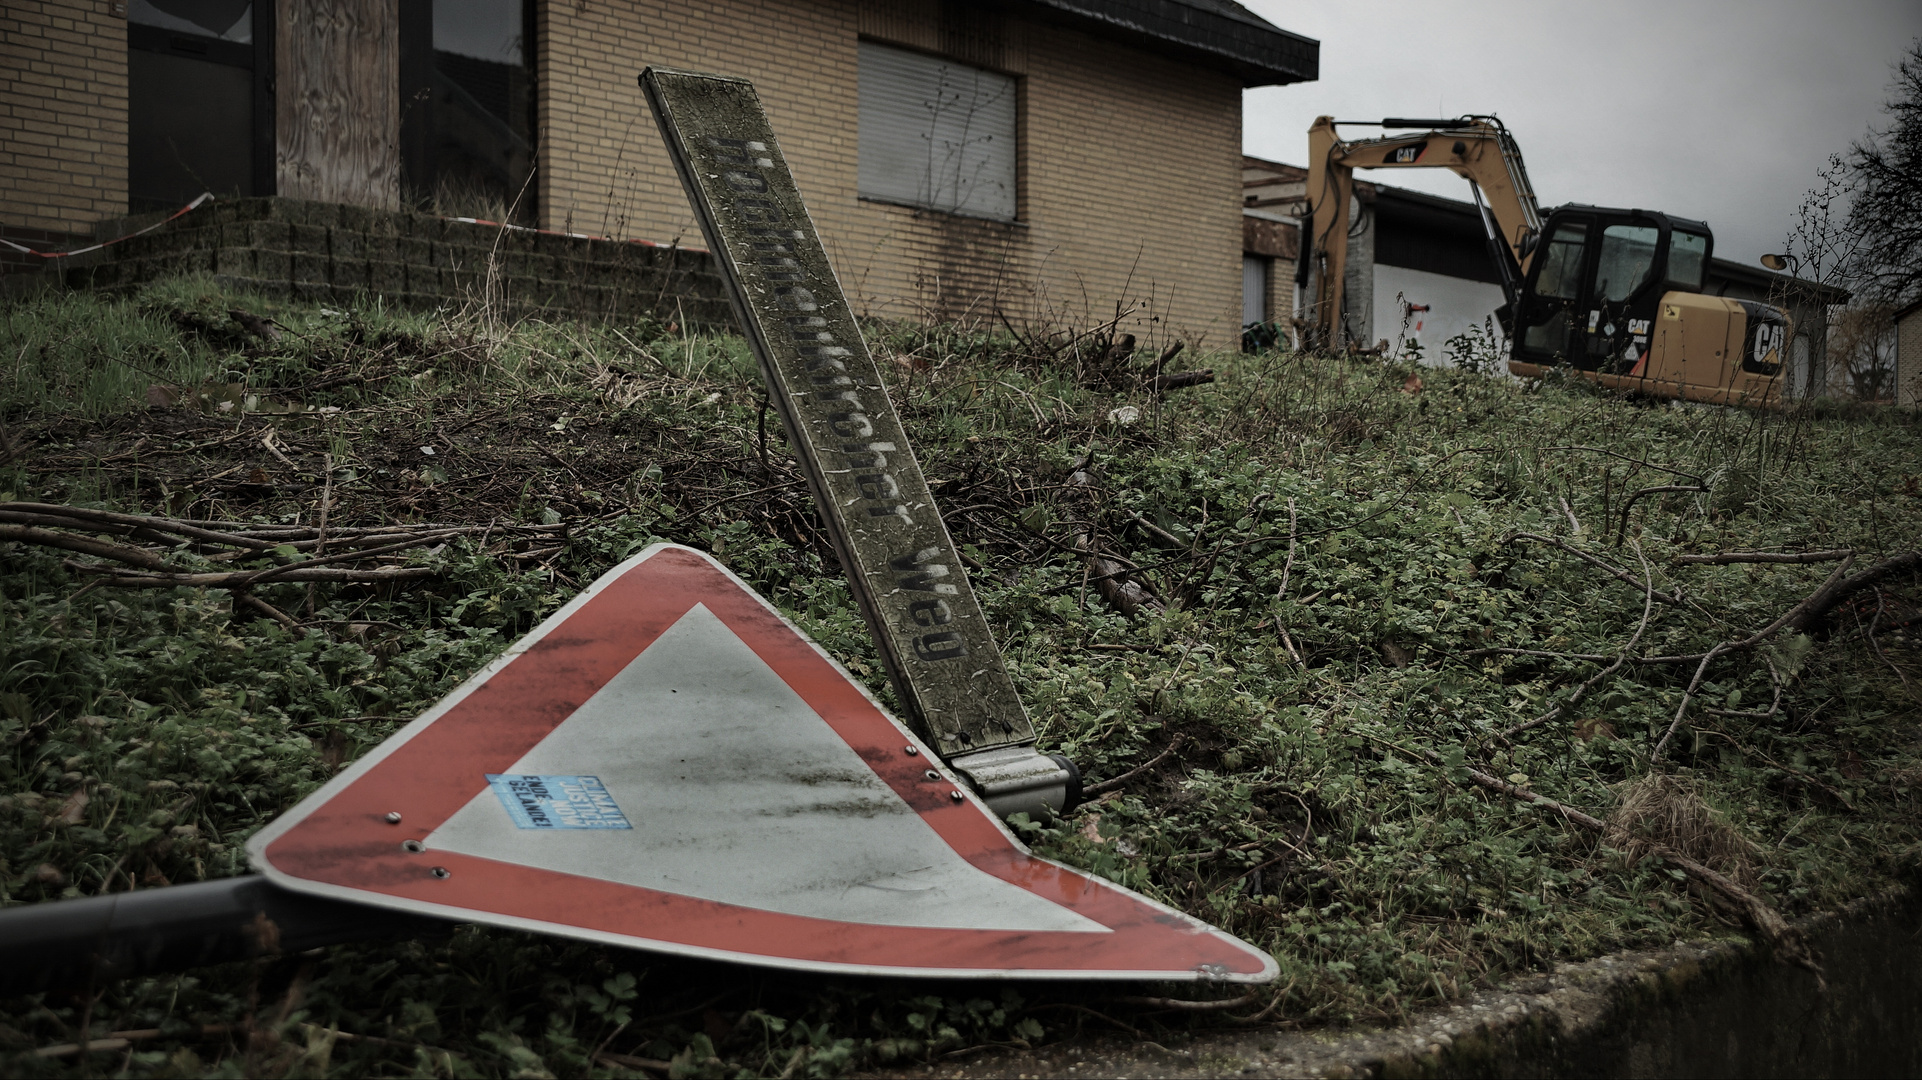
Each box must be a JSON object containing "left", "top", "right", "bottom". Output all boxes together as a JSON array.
[
  {"left": 1276, "top": 496, "right": 1304, "bottom": 665},
  {"left": 1511, "top": 532, "right": 1685, "bottom": 606},
  {"left": 308, "top": 453, "right": 334, "bottom": 616},
  {"left": 1673, "top": 549, "right": 1855, "bottom": 565},
  {"left": 1150, "top": 369, "right": 1216, "bottom": 392},
  {"left": 1651, "top": 641, "right": 1735, "bottom": 763},
  {"left": 1862, "top": 592, "right": 1921, "bottom": 703},
  {"left": 1537, "top": 445, "right": 1704, "bottom": 483},
  {"left": 1065, "top": 455, "right": 1165, "bottom": 618},
  {"left": 1613, "top": 484, "right": 1707, "bottom": 546},
  {"left": 1692, "top": 725, "right": 1855, "bottom": 811},
  {"left": 26, "top": 1025, "right": 231, "bottom": 1060},
  {"left": 68, "top": 564, "right": 434, "bottom": 588},
  {"left": 594, "top": 1051, "right": 672, "bottom": 1075},
  {"left": 1081, "top": 734, "right": 1188, "bottom": 798},
  {"left": 1112, "top": 993, "right": 1258, "bottom": 1012}
]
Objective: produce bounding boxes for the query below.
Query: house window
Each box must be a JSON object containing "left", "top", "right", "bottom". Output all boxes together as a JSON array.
[
  {"left": 858, "top": 41, "right": 1016, "bottom": 222},
  {"left": 1243, "top": 255, "right": 1269, "bottom": 326}
]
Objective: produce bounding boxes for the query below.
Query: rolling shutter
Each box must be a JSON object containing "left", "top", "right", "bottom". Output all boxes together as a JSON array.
[{"left": 858, "top": 41, "right": 1016, "bottom": 222}]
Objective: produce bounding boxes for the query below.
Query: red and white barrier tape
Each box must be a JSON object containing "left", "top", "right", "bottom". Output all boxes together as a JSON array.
[
  {"left": 445, "top": 216, "right": 708, "bottom": 255},
  {"left": 1, "top": 193, "right": 214, "bottom": 260},
  {"left": 2, "top": 195, "right": 704, "bottom": 263}
]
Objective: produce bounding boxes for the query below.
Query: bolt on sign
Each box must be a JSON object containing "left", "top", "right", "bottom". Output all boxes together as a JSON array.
[{"left": 641, "top": 67, "right": 1072, "bottom": 815}]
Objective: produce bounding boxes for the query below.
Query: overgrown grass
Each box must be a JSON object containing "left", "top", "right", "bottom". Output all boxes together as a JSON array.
[{"left": 1, "top": 276, "right": 1918, "bottom": 1076}]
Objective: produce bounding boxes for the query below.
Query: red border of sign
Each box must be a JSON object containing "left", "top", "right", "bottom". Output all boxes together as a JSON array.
[{"left": 248, "top": 545, "right": 1275, "bottom": 981}]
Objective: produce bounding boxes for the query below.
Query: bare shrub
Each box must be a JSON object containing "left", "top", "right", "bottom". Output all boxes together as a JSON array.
[{"left": 1606, "top": 773, "right": 1761, "bottom": 888}]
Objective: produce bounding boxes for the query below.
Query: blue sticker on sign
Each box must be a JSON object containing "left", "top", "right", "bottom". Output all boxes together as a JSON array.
[{"left": 486, "top": 774, "right": 633, "bottom": 830}]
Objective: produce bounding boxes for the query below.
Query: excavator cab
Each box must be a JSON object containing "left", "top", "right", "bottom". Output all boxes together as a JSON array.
[
  {"left": 1512, "top": 206, "right": 1711, "bottom": 373},
  {"left": 1508, "top": 205, "right": 1789, "bottom": 402}
]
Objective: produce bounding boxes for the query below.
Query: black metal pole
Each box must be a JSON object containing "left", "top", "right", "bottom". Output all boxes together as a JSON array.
[{"left": 0, "top": 876, "right": 446, "bottom": 996}]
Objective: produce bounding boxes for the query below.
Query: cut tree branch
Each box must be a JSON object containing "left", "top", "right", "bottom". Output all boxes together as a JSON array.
[
  {"left": 1613, "top": 484, "right": 1707, "bottom": 546},
  {"left": 1511, "top": 532, "right": 1685, "bottom": 605},
  {"left": 1673, "top": 549, "right": 1855, "bottom": 565},
  {"left": 1081, "top": 734, "right": 1188, "bottom": 797}
]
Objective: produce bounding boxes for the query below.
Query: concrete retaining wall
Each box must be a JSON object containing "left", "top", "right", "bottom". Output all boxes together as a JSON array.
[
  {"left": 899, "top": 889, "right": 1922, "bottom": 1079},
  {"left": 39, "top": 197, "right": 734, "bottom": 327}
]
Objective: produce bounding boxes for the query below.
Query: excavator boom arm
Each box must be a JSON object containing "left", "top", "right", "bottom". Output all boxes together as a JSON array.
[{"left": 1302, "top": 116, "right": 1544, "bottom": 351}]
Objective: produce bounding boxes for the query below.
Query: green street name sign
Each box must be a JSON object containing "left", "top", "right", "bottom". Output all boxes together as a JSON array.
[{"left": 641, "top": 67, "right": 1074, "bottom": 815}]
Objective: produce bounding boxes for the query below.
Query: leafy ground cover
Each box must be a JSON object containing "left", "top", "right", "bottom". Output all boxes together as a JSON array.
[{"left": 1, "top": 278, "right": 1918, "bottom": 1077}]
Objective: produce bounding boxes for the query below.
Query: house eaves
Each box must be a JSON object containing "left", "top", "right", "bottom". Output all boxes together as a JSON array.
[
  {"left": 1000, "top": 0, "right": 1318, "bottom": 86},
  {"left": 1705, "top": 257, "right": 1850, "bottom": 307}
]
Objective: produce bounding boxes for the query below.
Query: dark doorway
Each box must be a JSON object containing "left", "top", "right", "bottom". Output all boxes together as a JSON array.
[{"left": 126, "top": 0, "right": 273, "bottom": 212}]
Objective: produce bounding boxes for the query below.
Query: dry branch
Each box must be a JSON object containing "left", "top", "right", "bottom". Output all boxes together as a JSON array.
[
  {"left": 1511, "top": 532, "right": 1685, "bottom": 605},
  {"left": 1113, "top": 993, "right": 1258, "bottom": 1012},
  {"left": 1066, "top": 458, "right": 1166, "bottom": 618},
  {"left": 68, "top": 565, "right": 434, "bottom": 588},
  {"left": 0, "top": 524, "right": 173, "bottom": 570},
  {"left": 1613, "top": 484, "right": 1706, "bottom": 545},
  {"left": 1081, "top": 734, "right": 1188, "bottom": 797},
  {"left": 1673, "top": 549, "right": 1855, "bottom": 565},
  {"left": 1151, "top": 369, "right": 1216, "bottom": 392},
  {"left": 1781, "top": 550, "right": 1920, "bottom": 634},
  {"left": 1501, "top": 543, "right": 1657, "bottom": 738},
  {"left": 1538, "top": 445, "right": 1704, "bottom": 483}
]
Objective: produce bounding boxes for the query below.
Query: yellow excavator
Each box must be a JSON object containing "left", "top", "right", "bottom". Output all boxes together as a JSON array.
[{"left": 1302, "top": 116, "right": 1789, "bottom": 406}]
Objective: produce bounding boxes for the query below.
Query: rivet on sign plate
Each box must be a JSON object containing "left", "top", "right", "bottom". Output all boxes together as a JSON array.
[
  {"left": 949, "top": 790, "right": 965, "bottom": 802},
  {"left": 385, "top": 812, "right": 403, "bottom": 824},
  {"left": 431, "top": 866, "right": 451, "bottom": 879},
  {"left": 925, "top": 770, "right": 941, "bottom": 781},
  {"left": 904, "top": 746, "right": 919, "bottom": 756},
  {"left": 402, "top": 839, "right": 425, "bottom": 853}
]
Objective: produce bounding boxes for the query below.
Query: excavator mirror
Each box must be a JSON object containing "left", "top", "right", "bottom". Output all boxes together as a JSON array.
[{"left": 1760, "top": 253, "right": 1790, "bottom": 272}]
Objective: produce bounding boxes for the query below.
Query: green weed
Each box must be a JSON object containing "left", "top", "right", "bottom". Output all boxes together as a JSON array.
[{"left": 0, "top": 278, "right": 1918, "bottom": 1075}]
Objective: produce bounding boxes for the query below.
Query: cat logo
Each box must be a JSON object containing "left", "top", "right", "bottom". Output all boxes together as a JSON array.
[
  {"left": 1387, "top": 142, "right": 1426, "bottom": 164},
  {"left": 1627, "top": 318, "right": 1652, "bottom": 335}
]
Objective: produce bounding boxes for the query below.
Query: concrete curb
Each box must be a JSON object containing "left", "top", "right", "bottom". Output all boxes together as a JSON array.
[{"left": 894, "top": 888, "right": 1919, "bottom": 1078}]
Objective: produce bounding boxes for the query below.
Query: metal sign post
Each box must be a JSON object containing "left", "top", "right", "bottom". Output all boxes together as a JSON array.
[{"left": 640, "top": 67, "right": 1074, "bottom": 817}]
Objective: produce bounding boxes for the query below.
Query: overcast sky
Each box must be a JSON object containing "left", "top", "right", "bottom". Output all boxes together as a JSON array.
[{"left": 1238, "top": 0, "right": 1922, "bottom": 270}]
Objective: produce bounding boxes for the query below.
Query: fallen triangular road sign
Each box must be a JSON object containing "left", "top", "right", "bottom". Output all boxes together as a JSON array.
[{"left": 249, "top": 544, "right": 1276, "bottom": 981}]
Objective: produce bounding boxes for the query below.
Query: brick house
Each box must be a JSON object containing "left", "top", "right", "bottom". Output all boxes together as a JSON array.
[
  {"left": 1897, "top": 298, "right": 1922, "bottom": 409},
  {"left": 2, "top": 1, "right": 1317, "bottom": 341}
]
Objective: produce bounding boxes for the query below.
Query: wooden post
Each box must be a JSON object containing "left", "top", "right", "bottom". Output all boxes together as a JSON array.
[{"left": 276, "top": 0, "right": 399, "bottom": 209}]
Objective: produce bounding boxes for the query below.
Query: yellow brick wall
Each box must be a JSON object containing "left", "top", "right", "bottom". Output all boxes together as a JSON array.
[
  {"left": 537, "top": 0, "right": 1244, "bottom": 344},
  {"left": 1, "top": 0, "right": 127, "bottom": 234}
]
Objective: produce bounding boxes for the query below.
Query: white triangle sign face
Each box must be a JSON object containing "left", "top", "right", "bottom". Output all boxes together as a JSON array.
[{"left": 248, "top": 544, "right": 1276, "bottom": 981}]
